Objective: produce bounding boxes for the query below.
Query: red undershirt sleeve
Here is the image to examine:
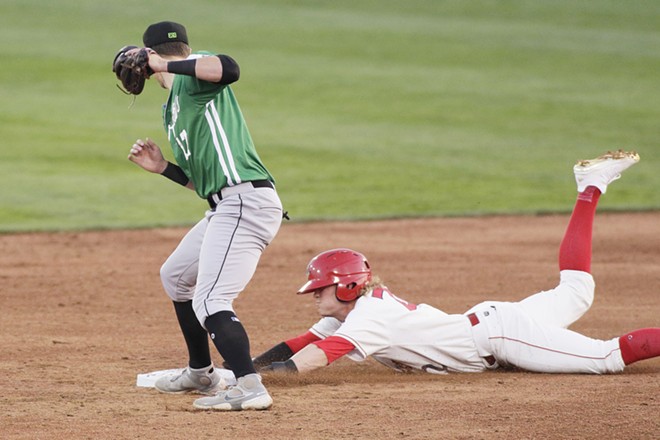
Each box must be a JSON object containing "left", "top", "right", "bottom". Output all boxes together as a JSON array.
[
  {"left": 284, "top": 331, "right": 322, "bottom": 353},
  {"left": 313, "top": 336, "right": 356, "bottom": 364}
]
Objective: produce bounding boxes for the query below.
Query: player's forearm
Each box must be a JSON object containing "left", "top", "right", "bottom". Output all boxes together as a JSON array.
[
  {"left": 290, "top": 344, "right": 329, "bottom": 372},
  {"left": 252, "top": 342, "right": 295, "bottom": 369},
  {"left": 166, "top": 55, "right": 239, "bottom": 84}
]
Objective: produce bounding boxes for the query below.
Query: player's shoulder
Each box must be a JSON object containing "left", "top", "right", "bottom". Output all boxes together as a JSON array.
[
  {"left": 354, "top": 288, "right": 398, "bottom": 310},
  {"left": 362, "top": 286, "right": 408, "bottom": 303},
  {"left": 362, "top": 285, "right": 389, "bottom": 297}
]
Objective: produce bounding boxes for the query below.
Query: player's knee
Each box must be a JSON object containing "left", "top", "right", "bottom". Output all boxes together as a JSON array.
[
  {"left": 160, "top": 261, "right": 193, "bottom": 301},
  {"left": 159, "top": 262, "right": 176, "bottom": 298},
  {"left": 192, "top": 294, "right": 234, "bottom": 327},
  {"left": 572, "top": 286, "right": 594, "bottom": 311},
  {"left": 559, "top": 270, "right": 595, "bottom": 310}
]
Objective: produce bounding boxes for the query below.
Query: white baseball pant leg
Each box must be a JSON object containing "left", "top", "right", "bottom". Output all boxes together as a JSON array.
[
  {"left": 160, "top": 186, "right": 282, "bottom": 326},
  {"left": 469, "top": 271, "right": 625, "bottom": 373}
]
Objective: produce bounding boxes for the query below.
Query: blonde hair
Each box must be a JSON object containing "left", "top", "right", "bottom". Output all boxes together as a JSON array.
[{"left": 358, "top": 275, "right": 384, "bottom": 297}]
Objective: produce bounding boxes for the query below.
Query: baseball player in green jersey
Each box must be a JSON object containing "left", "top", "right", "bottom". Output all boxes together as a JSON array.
[{"left": 125, "top": 21, "right": 282, "bottom": 411}]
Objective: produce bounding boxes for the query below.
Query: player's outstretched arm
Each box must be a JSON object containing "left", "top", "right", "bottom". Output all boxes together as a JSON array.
[
  {"left": 265, "top": 336, "right": 356, "bottom": 373},
  {"left": 241, "top": 331, "right": 322, "bottom": 371},
  {"left": 260, "top": 345, "right": 327, "bottom": 374}
]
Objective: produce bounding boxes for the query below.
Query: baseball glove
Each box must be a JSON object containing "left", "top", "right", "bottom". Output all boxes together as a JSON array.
[{"left": 112, "top": 46, "right": 153, "bottom": 95}]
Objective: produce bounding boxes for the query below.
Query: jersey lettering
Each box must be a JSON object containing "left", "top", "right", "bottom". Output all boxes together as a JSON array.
[
  {"left": 371, "top": 288, "right": 417, "bottom": 311},
  {"left": 171, "top": 128, "right": 191, "bottom": 160},
  {"left": 166, "top": 95, "right": 192, "bottom": 160},
  {"left": 167, "top": 124, "right": 192, "bottom": 161}
]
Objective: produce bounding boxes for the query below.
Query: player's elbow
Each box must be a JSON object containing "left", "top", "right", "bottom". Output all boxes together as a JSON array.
[{"left": 217, "top": 55, "right": 239, "bottom": 84}]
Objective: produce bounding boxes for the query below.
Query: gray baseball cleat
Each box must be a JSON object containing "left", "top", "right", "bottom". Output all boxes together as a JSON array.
[
  {"left": 192, "top": 373, "right": 273, "bottom": 411},
  {"left": 574, "top": 149, "right": 640, "bottom": 194},
  {"left": 154, "top": 366, "right": 224, "bottom": 395}
]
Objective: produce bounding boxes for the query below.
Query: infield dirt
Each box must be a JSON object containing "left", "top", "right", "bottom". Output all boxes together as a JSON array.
[{"left": 1, "top": 213, "right": 658, "bottom": 439}]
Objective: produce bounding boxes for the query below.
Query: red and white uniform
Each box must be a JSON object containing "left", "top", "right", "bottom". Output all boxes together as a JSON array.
[
  {"left": 308, "top": 271, "right": 626, "bottom": 374},
  {"left": 286, "top": 154, "right": 659, "bottom": 375}
]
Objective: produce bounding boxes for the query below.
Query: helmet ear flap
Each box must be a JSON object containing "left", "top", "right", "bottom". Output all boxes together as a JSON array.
[
  {"left": 335, "top": 274, "right": 371, "bottom": 302},
  {"left": 336, "top": 282, "right": 358, "bottom": 302}
]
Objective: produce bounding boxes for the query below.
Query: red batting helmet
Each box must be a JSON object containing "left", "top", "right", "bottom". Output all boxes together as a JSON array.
[{"left": 297, "top": 249, "right": 372, "bottom": 302}]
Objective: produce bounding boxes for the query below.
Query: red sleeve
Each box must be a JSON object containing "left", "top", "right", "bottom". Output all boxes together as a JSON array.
[
  {"left": 313, "top": 336, "right": 356, "bottom": 364},
  {"left": 284, "top": 331, "right": 322, "bottom": 353}
]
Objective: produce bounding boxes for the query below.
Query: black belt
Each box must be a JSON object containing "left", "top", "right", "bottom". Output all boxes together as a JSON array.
[
  {"left": 207, "top": 180, "right": 274, "bottom": 209},
  {"left": 467, "top": 312, "right": 497, "bottom": 366}
]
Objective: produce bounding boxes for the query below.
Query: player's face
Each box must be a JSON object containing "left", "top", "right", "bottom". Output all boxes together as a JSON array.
[{"left": 313, "top": 285, "right": 347, "bottom": 320}]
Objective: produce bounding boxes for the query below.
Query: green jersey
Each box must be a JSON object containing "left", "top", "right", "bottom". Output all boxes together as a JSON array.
[{"left": 163, "top": 54, "right": 274, "bottom": 199}]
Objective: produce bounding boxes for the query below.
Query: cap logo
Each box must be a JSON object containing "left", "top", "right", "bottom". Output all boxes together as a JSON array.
[{"left": 168, "top": 32, "right": 177, "bottom": 39}]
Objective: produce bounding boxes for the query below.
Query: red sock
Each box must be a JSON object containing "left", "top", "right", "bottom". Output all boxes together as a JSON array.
[
  {"left": 558, "top": 187, "right": 601, "bottom": 272},
  {"left": 619, "top": 328, "right": 660, "bottom": 365}
]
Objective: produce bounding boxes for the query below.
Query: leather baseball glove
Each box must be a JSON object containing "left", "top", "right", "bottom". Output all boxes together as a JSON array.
[{"left": 112, "top": 46, "right": 153, "bottom": 95}]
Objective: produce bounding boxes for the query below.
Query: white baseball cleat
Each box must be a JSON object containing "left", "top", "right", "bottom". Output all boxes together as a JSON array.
[
  {"left": 573, "top": 149, "right": 640, "bottom": 194},
  {"left": 192, "top": 373, "right": 273, "bottom": 411},
  {"left": 154, "top": 366, "right": 224, "bottom": 395}
]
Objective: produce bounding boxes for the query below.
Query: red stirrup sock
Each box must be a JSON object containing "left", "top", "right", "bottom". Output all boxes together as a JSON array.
[
  {"left": 619, "top": 328, "right": 660, "bottom": 365},
  {"left": 558, "top": 187, "right": 601, "bottom": 272}
]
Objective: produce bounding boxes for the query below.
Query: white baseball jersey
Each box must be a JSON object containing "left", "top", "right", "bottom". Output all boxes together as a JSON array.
[
  {"left": 309, "top": 271, "right": 627, "bottom": 375},
  {"left": 310, "top": 287, "right": 488, "bottom": 373}
]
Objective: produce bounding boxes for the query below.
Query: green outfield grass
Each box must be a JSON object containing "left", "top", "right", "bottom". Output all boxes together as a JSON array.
[{"left": 0, "top": 0, "right": 658, "bottom": 231}]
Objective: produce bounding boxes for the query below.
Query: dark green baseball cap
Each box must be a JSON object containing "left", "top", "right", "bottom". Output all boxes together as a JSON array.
[{"left": 143, "top": 21, "right": 188, "bottom": 47}]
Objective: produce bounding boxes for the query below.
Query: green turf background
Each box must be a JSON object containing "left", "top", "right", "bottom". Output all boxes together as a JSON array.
[{"left": 0, "top": 0, "right": 658, "bottom": 232}]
